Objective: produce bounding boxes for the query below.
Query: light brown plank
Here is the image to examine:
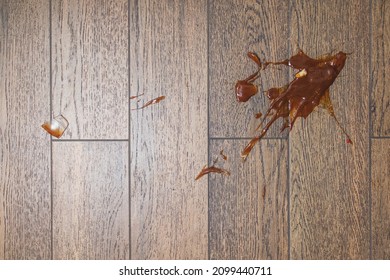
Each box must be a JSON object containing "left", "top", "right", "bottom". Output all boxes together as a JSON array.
[
  {"left": 290, "top": 0, "right": 370, "bottom": 259},
  {"left": 129, "top": 0, "right": 208, "bottom": 259},
  {"left": 372, "top": 0, "right": 390, "bottom": 136},
  {"left": 209, "top": 139, "right": 288, "bottom": 259},
  {"left": 0, "top": 0, "right": 51, "bottom": 259},
  {"left": 209, "top": 0, "right": 289, "bottom": 138},
  {"left": 372, "top": 139, "right": 390, "bottom": 259},
  {"left": 52, "top": 142, "right": 129, "bottom": 259},
  {"left": 51, "top": 0, "right": 128, "bottom": 139}
]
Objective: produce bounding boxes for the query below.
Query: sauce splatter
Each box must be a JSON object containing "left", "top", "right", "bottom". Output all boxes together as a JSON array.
[
  {"left": 195, "top": 153, "right": 230, "bottom": 180},
  {"left": 195, "top": 165, "right": 231, "bottom": 180},
  {"left": 220, "top": 150, "right": 228, "bottom": 161},
  {"left": 235, "top": 52, "right": 262, "bottom": 102},
  {"left": 239, "top": 49, "right": 352, "bottom": 160},
  {"left": 132, "top": 96, "right": 166, "bottom": 110},
  {"left": 130, "top": 93, "right": 144, "bottom": 99}
]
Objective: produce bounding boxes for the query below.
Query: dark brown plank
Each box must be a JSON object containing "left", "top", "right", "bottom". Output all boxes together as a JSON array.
[
  {"left": 209, "top": 0, "right": 289, "bottom": 138},
  {"left": 52, "top": 142, "right": 129, "bottom": 259},
  {"left": 209, "top": 139, "right": 288, "bottom": 259},
  {"left": 51, "top": 0, "right": 128, "bottom": 139},
  {"left": 372, "top": 139, "right": 390, "bottom": 259},
  {"left": 0, "top": 0, "right": 51, "bottom": 259},
  {"left": 129, "top": 0, "right": 208, "bottom": 259},
  {"left": 372, "top": 0, "right": 390, "bottom": 136},
  {"left": 289, "top": 0, "right": 370, "bottom": 259}
]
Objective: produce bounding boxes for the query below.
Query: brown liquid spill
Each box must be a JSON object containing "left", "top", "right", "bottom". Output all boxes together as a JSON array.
[
  {"left": 239, "top": 49, "right": 353, "bottom": 160},
  {"left": 195, "top": 165, "right": 231, "bottom": 181},
  {"left": 132, "top": 95, "right": 166, "bottom": 110},
  {"left": 41, "top": 122, "right": 65, "bottom": 138}
]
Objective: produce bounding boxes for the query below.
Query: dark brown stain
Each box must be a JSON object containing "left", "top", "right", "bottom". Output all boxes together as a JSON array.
[{"left": 238, "top": 49, "right": 352, "bottom": 160}]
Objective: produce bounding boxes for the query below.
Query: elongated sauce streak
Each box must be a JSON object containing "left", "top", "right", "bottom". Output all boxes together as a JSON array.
[
  {"left": 130, "top": 93, "right": 144, "bottom": 99},
  {"left": 195, "top": 165, "right": 230, "bottom": 181},
  {"left": 132, "top": 96, "right": 166, "bottom": 110}
]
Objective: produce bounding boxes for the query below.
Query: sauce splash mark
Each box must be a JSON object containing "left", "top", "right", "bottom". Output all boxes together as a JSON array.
[
  {"left": 238, "top": 49, "right": 353, "bottom": 160},
  {"left": 131, "top": 95, "right": 166, "bottom": 110},
  {"left": 195, "top": 153, "right": 230, "bottom": 181},
  {"left": 195, "top": 165, "right": 231, "bottom": 181},
  {"left": 235, "top": 52, "right": 262, "bottom": 102},
  {"left": 220, "top": 149, "right": 228, "bottom": 161},
  {"left": 130, "top": 93, "right": 144, "bottom": 99}
]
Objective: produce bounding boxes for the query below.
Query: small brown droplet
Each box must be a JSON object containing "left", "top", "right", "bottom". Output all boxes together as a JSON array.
[
  {"left": 220, "top": 150, "right": 228, "bottom": 161},
  {"left": 255, "top": 112, "right": 262, "bottom": 119}
]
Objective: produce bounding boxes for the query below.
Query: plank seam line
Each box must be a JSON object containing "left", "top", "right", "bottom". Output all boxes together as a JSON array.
[
  {"left": 368, "top": 0, "right": 373, "bottom": 260},
  {"left": 49, "top": 0, "right": 54, "bottom": 260},
  {"left": 52, "top": 139, "right": 129, "bottom": 142},
  {"left": 287, "top": 0, "right": 292, "bottom": 260},
  {"left": 210, "top": 137, "right": 286, "bottom": 141},
  {"left": 371, "top": 136, "right": 390, "bottom": 139},
  {"left": 207, "top": 0, "right": 211, "bottom": 261},
  {"left": 128, "top": 0, "right": 132, "bottom": 260}
]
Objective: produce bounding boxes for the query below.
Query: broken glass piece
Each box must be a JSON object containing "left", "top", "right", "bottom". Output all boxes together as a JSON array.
[{"left": 41, "top": 114, "right": 69, "bottom": 138}]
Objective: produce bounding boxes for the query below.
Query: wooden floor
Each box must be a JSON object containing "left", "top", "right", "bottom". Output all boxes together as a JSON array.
[{"left": 0, "top": 0, "right": 389, "bottom": 260}]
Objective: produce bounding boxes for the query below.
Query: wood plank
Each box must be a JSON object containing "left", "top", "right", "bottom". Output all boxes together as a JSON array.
[
  {"left": 0, "top": 0, "right": 51, "bottom": 259},
  {"left": 209, "top": 0, "right": 289, "bottom": 138},
  {"left": 372, "top": 139, "right": 390, "bottom": 259},
  {"left": 209, "top": 139, "right": 288, "bottom": 259},
  {"left": 129, "top": 0, "right": 208, "bottom": 259},
  {"left": 289, "top": 0, "right": 370, "bottom": 259},
  {"left": 51, "top": 0, "right": 128, "bottom": 139},
  {"left": 52, "top": 142, "right": 129, "bottom": 259},
  {"left": 372, "top": 0, "right": 390, "bottom": 136}
]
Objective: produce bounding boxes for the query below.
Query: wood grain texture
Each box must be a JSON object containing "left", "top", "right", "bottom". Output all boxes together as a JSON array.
[
  {"left": 52, "top": 142, "right": 129, "bottom": 259},
  {"left": 289, "top": 0, "right": 370, "bottom": 259},
  {"left": 372, "top": 139, "right": 390, "bottom": 259},
  {"left": 209, "top": 139, "right": 288, "bottom": 259},
  {"left": 129, "top": 0, "right": 208, "bottom": 259},
  {"left": 0, "top": 0, "right": 51, "bottom": 259},
  {"left": 51, "top": 0, "right": 128, "bottom": 139},
  {"left": 209, "top": 0, "right": 289, "bottom": 138},
  {"left": 372, "top": 0, "right": 390, "bottom": 136}
]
